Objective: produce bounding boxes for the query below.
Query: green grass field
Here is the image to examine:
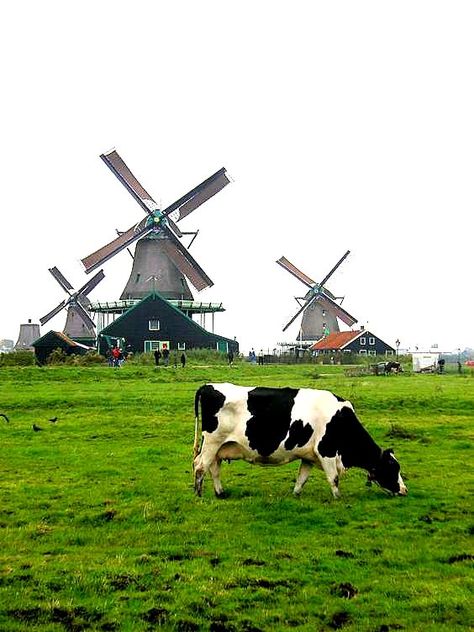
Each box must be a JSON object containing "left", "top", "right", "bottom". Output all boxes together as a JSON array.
[{"left": 0, "top": 363, "right": 472, "bottom": 631}]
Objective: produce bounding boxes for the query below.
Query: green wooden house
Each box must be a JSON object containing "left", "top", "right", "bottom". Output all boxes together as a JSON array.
[{"left": 97, "top": 291, "right": 238, "bottom": 355}]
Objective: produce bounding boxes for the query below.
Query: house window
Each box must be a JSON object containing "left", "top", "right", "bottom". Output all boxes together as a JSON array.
[
  {"left": 369, "top": 337, "right": 375, "bottom": 345},
  {"left": 178, "top": 342, "right": 186, "bottom": 351},
  {"left": 360, "top": 337, "right": 366, "bottom": 345},
  {"left": 368, "top": 350, "right": 376, "bottom": 356},
  {"left": 359, "top": 349, "right": 367, "bottom": 355},
  {"left": 149, "top": 319, "right": 160, "bottom": 331},
  {"left": 386, "top": 350, "right": 393, "bottom": 356}
]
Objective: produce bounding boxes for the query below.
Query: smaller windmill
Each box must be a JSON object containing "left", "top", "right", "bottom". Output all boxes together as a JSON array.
[
  {"left": 40, "top": 267, "right": 105, "bottom": 341},
  {"left": 277, "top": 250, "right": 357, "bottom": 340}
]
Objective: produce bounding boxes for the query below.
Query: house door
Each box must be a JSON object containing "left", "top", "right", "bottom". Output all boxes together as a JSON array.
[{"left": 144, "top": 340, "right": 170, "bottom": 352}]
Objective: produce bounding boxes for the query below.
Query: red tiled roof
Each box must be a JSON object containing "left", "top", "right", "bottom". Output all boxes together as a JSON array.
[{"left": 311, "top": 330, "right": 362, "bottom": 350}]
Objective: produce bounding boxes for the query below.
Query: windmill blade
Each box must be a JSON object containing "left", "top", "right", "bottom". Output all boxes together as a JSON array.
[
  {"left": 160, "top": 229, "right": 213, "bottom": 291},
  {"left": 49, "top": 267, "right": 74, "bottom": 294},
  {"left": 166, "top": 215, "right": 183, "bottom": 238},
  {"left": 162, "top": 168, "right": 230, "bottom": 222},
  {"left": 101, "top": 149, "right": 159, "bottom": 218},
  {"left": 81, "top": 217, "right": 151, "bottom": 273},
  {"left": 318, "top": 293, "right": 358, "bottom": 327},
  {"left": 282, "top": 295, "right": 318, "bottom": 332},
  {"left": 76, "top": 269, "right": 105, "bottom": 297},
  {"left": 276, "top": 256, "right": 316, "bottom": 289},
  {"left": 70, "top": 301, "right": 96, "bottom": 330},
  {"left": 319, "top": 250, "right": 351, "bottom": 287},
  {"left": 40, "top": 300, "right": 67, "bottom": 326}
]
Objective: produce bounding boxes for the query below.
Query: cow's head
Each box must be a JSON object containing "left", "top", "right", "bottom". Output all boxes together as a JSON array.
[{"left": 368, "top": 449, "right": 407, "bottom": 496}]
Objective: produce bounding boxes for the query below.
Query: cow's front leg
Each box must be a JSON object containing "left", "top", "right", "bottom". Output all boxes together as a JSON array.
[
  {"left": 209, "top": 458, "right": 226, "bottom": 498},
  {"left": 319, "top": 456, "right": 341, "bottom": 498},
  {"left": 293, "top": 460, "right": 313, "bottom": 496}
]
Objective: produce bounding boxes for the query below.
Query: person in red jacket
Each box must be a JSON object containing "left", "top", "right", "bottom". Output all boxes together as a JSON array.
[{"left": 111, "top": 346, "right": 121, "bottom": 368}]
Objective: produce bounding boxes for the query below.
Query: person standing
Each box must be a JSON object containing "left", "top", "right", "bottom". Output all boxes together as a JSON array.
[
  {"left": 106, "top": 348, "right": 114, "bottom": 367},
  {"left": 227, "top": 350, "right": 234, "bottom": 366},
  {"left": 111, "top": 346, "right": 121, "bottom": 368},
  {"left": 162, "top": 347, "right": 170, "bottom": 367},
  {"left": 180, "top": 352, "right": 186, "bottom": 368},
  {"left": 154, "top": 349, "right": 161, "bottom": 366}
]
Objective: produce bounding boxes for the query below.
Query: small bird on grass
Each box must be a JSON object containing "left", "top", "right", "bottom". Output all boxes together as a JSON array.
[
  {"left": 0, "top": 413, "right": 9, "bottom": 423},
  {"left": 49, "top": 417, "right": 58, "bottom": 423},
  {"left": 32, "top": 424, "right": 43, "bottom": 432}
]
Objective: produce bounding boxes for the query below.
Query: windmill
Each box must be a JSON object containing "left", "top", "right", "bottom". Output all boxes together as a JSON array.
[
  {"left": 81, "top": 149, "right": 231, "bottom": 301},
  {"left": 277, "top": 250, "right": 357, "bottom": 341},
  {"left": 40, "top": 267, "right": 105, "bottom": 341}
]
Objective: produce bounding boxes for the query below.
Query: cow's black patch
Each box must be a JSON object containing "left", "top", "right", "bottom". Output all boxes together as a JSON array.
[
  {"left": 318, "top": 406, "right": 381, "bottom": 469},
  {"left": 333, "top": 394, "right": 346, "bottom": 402},
  {"left": 245, "top": 387, "right": 299, "bottom": 457},
  {"left": 284, "top": 419, "right": 313, "bottom": 450},
  {"left": 198, "top": 385, "right": 226, "bottom": 433},
  {"left": 319, "top": 407, "right": 403, "bottom": 493}
]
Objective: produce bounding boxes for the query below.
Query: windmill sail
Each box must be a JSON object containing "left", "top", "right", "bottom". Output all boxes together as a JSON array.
[
  {"left": 101, "top": 149, "right": 159, "bottom": 217},
  {"left": 82, "top": 217, "right": 151, "bottom": 273},
  {"left": 162, "top": 168, "right": 230, "bottom": 222}
]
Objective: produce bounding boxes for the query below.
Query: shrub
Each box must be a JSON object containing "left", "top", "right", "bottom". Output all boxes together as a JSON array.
[
  {"left": 47, "top": 348, "right": 68, "bottom": 365},
  {"left": 127, "top": 348, "right": 238, "bottom": 366},
  {"left": 0, "top": 351, "right": 35, "bottom": 367},
  {"left": 77, "top": 351, "right": 105, "bottom": 366}
]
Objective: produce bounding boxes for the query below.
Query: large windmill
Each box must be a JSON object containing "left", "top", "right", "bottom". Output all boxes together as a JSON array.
[
  {"left": 277, "top": 250, "right": 357, "bottom": 341},
  {"left": 81, "top": 149, "right": 231, "bottom": 301},
  {"left": 40, "top": 267, "right": 105, "bottom": 341}
]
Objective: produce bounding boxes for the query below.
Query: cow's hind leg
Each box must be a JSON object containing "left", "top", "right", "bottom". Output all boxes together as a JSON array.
[
  {"left": 293, "top": 460, "right": 313, "bottom": 496},
  {"left": 209, "top": 458, "right": 226, "bottom": 498},
  {"left": 193, "top": 444, "right": 221, "bottom": 496},
  {"left": 193, "top": 454, "right": 205, "bottom": 496}
]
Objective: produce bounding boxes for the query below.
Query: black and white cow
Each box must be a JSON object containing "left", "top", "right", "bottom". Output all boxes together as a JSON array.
[
  {"left": 385, "top": 361, "right": 402, "bottom": 374},
  {"left": 193, "top": 383, "right": 407, "bottom": 499}
]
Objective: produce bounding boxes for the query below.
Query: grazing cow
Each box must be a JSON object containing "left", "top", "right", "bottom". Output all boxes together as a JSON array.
[
  {"left": 385, "top": 361, "right": 402, "bottom": 374},
  {"left": 193, "top": 383, "right": 407, "bottom": 499}
]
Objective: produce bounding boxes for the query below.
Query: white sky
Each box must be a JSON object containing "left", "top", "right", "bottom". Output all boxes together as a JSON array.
[{"left": 1, "top": 2, "right": 473, "bottom": 354}]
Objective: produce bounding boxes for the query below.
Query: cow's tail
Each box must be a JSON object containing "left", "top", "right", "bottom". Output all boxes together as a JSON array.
[{"left": 193, "top": 386, "right": 204, "bottom": 460}]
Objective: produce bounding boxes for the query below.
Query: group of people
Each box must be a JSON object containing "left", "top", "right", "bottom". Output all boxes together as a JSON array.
[
  {"left": 154, "top": 348, "right": 186, "bottom": 368},
  {"left": 108, "top": 345, "right": 242, "bottom": 368},
  {"left": 248, "top": 348, "right": 264, "bottom": 365},
  {"left": 107, "top": 346, "right": 127, "bottom": 367}
]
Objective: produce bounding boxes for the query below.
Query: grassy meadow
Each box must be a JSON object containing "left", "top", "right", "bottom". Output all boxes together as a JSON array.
[{"left": 0, "top": 361, "right": 472, "bottom": 631}]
